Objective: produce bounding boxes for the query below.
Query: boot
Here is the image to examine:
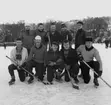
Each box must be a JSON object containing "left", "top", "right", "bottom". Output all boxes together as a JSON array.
[
  {"left": 8, "top": 76, "right": 15, "bottom": 85},
  {"left": 28, "top": 77, "right": 34, "bottom": 84},
  {"left": 93, "top": 78, "right": 99, "bottom": 86}
]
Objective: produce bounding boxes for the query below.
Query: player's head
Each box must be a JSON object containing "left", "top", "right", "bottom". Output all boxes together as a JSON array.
[
  {"left": 50, "top": 22, "right": 56, "bottom": 32},
  {"left": 61, "top": 23, "right": 67, "bottom": 31},
  {"left": 77, "top": 21, "right": 84, "bottom": 29},
  {"left": 51, "top": 42, "right": 59, "bottom": 52},
  {"left": 63, "top": 40, "right": 70, "bottom": 50},
  {"left": 85, "top": 36, "right": 93, "bottom": 48},
  {"left": 34, "top": 35, "right": 42, "bottom": 48},
  {"left": 38, "top": 23, "right": 44, "bottom": 31},
  {"left": 15, "top": 38, "right": 22, "bottom": 47}
]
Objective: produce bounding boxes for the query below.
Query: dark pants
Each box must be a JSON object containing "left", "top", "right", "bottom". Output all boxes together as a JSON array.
[
  {"left": 104, "top": 40, "right": 109, "bottom": 48},
  {"left": 8, "top": 64, "right": 25, "bottom": 82},
  {"left": 109, "top": 40, "right": 111, "bottom": 47},
  {"left": 80, "top": 61, "right": 100, "bottom": 84},
  {"left": 47, "top": 64, "right": 64, "bottom": 82},
  {"left": 26, "top": 60, "right": 44, "bottom": 81},
  {"left": 65, "top": 63, "right": 79, "bottom": 82}
]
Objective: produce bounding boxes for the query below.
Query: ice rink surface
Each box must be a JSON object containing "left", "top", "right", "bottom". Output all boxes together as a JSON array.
[{"left": 0, "top": 44, "right": 111, "bottom": 105}]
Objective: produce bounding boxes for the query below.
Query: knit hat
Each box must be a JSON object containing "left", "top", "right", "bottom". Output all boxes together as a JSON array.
[
  {"left": 77, "top": 21, "right": 84, "bottom": 25},
  {"left": 85, "top": 36, "right": 93, "bottom": 42},
  {"left": 52, "top": 41, "right": 59, "bottom": 46},
  {"left": 35, "top": 35, "right": 41, "bottom": 40}
]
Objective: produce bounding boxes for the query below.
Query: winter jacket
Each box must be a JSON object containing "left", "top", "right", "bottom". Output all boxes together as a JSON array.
[
  {"left": 10, "top": 47, "right": 28, "bottom": 66},
  {"left": 75, "top": 28, "right": 86, "bottom": 49},
  {"left": 45, "top": 31, "right": 62, "bottom": 45},
  {"left": 45, "top": 49, "right": 63, "bottom": 66},
  {"left": 27, "top": 45, "right": 47, "bottom": 63},
  {"left": 60, "top": 48, "right": 78, "bottom": 65},
  {"left": 61, "top": 30, "right": 72, "bottom": 42}
]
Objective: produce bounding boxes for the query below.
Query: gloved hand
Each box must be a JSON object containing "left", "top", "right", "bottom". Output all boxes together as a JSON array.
[
  {"left": 78, "top": 53, "right": 83, "bottom": 61},
  {"left": 48, "top": 61, "right": 55, "bottom": 66},
  {"left": 98, "top": 70, "right": 103, "bottom": 77}
]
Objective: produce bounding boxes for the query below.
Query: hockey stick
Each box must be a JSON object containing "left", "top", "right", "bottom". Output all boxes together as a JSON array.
[
  {"left": 82, "top": 60, "right": 111, "bottom": 88},
  {"left": 47, "top": 32, "right": 51, "bottom": 49},
  {"left": 6, "top": 56, "right": 47, "bottom": 85},
  {"left": 65, "top": 68, "right": 79, "bottom": 90}
]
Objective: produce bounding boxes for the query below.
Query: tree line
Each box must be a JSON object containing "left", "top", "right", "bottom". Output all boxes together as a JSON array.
[{"left": 0, "top": 16, "right": 111, "bottom": 42}]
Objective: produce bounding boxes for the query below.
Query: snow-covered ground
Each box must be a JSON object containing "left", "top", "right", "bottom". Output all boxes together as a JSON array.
[{"left": 0, "top": 44, "right": 111, "bottom": 105}]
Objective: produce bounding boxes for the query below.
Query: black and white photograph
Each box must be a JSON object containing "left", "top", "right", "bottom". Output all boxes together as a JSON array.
[{"left": 0, "top": 0, "right": 111, "bottom": 105}]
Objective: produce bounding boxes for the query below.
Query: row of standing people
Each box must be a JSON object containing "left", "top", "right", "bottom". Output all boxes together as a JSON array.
[{"left": 8, "top": 21, "right": 103, "bottom": 88}]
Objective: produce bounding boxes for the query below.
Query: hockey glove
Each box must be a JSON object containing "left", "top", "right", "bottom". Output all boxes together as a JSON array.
[
  {"left": 98, "top": 70, "right": 103, "bottom": 77},
  {"left": 78, "top": 53, "right": 83, "bottom": 62}
]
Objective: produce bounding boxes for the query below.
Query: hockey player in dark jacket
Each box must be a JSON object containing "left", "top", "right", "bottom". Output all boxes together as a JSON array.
[
  {"left": 60, "top": 23, "right": 72, "bottom": 42},
  {"left": 75, "top": 21, "right": 86, "bottom": 49},
  {"left": 45, "top": 23, "right": 62, "bottom": 49},
  {"left": 60, "top": 40, "right": 79, "bottom": 84},
  {"left": 75, "top": 21, "right": 86, "bottom": 78},
  {"left": 45, "top": 42, "right": 64, "bottom": 84}
]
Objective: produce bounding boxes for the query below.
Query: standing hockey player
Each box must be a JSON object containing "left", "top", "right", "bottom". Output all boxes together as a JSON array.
[
  {"left": 8, "top": 38, "right": 28, "bottom": 85},
  {"left": 75, "top": 21, "right": 86, "bottom": 49},
  {"left": 60, "top": 40, "right": 79, "bottom": 84},
  {"left": 45, "top": 42, "right": 64, "bottom": 84},
  {"left": 45, "top": 23, "right": 62, "bottom": 49},
  {"left": 25, "top": 35, "right": 47, "bottom": 84},
  {"left": 75, "top": 21, "right": 86, "bottom": 77},
  {"left": 77, "top": 36, "right": 103, "bottom": 87},
  {"left": 60, "top": 23, "right": 72, "bottom": 42}
]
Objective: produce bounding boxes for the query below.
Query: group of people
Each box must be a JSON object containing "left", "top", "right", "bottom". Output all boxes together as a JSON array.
[{"left": 8, "top": 21, "right": 103, "bottom": 88}]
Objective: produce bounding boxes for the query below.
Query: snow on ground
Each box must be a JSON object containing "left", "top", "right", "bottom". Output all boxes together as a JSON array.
[{"left": 0, "top": 44, "right": 111, "bottom": 105}]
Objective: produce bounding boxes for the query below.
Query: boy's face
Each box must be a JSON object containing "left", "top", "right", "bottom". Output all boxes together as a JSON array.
[
  {"left": 85, "top": 41, "right": 92, "bottom": 48},
  {"left": 77, "top": 23, "right": 83, "bottom": 29},
  {"left": 38, "top": 25, "right": 44, "bottom": 31},
  {"left": 61, "top": 27, "right": 67, "bottom": 31},
  {"left": 51, "top": 44, "right": 58, "bottom": 52},
  {"left": 50, "top": 25, "right": 56, "bottom": 32},
  {"left": 16, "top": 40, "right": 22, "bottom": 47},
  {"left": 63, "top": 42, "right": 70, "bottom": 50}
]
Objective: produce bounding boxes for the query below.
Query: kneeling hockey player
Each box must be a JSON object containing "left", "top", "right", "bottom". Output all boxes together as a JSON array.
[
  {"left": 26, "top": 35, "right": 47, "bottom": 84},
  {"left": 77, "top": 36, "right": 103, "bottom": 87},
  {"left": 8, "top": 38, "right": 28, "bottom": 85},
  {"left": 45, "top": 42, "right": 64, "bottom": 84},
  {"left": 60, "top": 40, "right": 79, "bottom": 84}
]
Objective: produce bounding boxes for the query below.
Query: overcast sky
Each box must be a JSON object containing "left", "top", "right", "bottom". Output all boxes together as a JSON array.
[{"left": 0, "top": 0, "right": 110, "bottom": 23}]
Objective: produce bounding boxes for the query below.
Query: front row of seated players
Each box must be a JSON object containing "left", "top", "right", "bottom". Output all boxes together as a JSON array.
[{"left": 8, "top": 35, "right": 103, "bottom": 87}]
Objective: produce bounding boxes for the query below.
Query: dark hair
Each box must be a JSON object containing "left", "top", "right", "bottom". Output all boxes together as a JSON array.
[
  {"left": 61, "top": 23, "right": 66, "bottom": 28},
  {"left": 77, "top": 21, "right": 84, "bottom": 25},
  {"left": 63, "top": 40, "right": 70, "bottom": 44},
  {"left": 16, "top": 38, "right": 22, "bottom": 41},
  {"left": 38, "top": 23, "right": 43, "bottom": 26},
  {"left": 52, "top": 41, "right": 59, "bottom": 46},
  {"left": 50, "top": 22, "right": 56, "bottom": 26}
]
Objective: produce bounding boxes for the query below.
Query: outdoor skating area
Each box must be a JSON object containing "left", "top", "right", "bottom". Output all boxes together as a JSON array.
[{"left": 0, "top": 43, "right": 111, "bottom": 105}]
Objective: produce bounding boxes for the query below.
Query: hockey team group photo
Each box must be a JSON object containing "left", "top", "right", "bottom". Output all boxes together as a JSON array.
[{"left": 0, "top": 0, "right": 111, "bottom": 105}]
